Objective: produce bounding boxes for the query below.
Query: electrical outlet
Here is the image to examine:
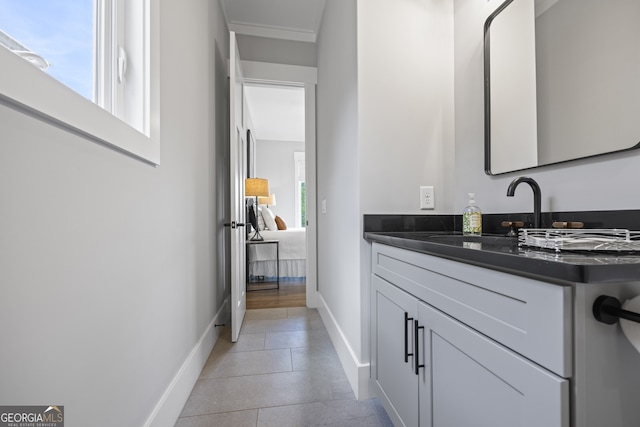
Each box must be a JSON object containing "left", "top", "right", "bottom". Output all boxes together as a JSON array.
[{"left": 420, "top": 186, "right": 435, "bottom": 210}]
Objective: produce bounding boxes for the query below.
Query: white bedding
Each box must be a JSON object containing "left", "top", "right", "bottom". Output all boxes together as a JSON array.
[
  {"left": 247, "top": 228, "right": 306, "bottom": 278},
  {"left": 250, "top": 228, "right": 306, "bottom": 260}
]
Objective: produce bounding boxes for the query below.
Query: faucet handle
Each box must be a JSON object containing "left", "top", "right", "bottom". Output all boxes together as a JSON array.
[
  {"left": 501, "top": 221, "right": 524, "bottom": 237},
  {"left": 552, "top": 221, "right": 584, "bottom": 229}
]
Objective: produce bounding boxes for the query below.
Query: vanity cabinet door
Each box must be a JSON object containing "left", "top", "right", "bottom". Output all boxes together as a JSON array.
[
  {"left": 417, "top": 301, "right": 570, "bottom": 427},
  {"left": 371, "top": 275, "right": 420, "bottom": 427}
]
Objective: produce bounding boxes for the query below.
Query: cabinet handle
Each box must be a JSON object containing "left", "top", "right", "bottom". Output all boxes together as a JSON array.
[
  {"left": 404, "top": 312, "right": 414, "bottom": 363},
  {"left": 414, "top": 320, "right": 425, "bottom": 375}
]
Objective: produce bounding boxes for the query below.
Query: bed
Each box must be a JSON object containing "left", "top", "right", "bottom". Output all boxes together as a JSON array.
[{"left": 247, "top": 228, "right": 306, "bottom": 280}]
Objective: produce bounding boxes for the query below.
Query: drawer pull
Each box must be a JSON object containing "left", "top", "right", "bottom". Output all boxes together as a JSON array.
[
  {"left": 404, "top": 312, "right": 414, "bottom": 363},
  {"left": 414, "top": 320, "right": 425, "bottom": 375}
]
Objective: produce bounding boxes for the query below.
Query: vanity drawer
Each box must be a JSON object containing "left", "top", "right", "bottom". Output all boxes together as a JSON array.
[{"left": 372, "top": 243, "right": 572, "bottom": 378}]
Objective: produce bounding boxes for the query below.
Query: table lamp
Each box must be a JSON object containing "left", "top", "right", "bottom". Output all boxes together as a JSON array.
[
  {"left": 245, "top": 178, "right": 269, "bottom": 241},
  {"left": 258, "top": 193, "right": 276, "bottom": 208}
]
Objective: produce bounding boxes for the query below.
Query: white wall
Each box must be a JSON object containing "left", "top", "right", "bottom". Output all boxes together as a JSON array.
[
  {"left": 0, "top": 1, "right": 230, "bottom": 426},
  {"left": 255, "top": 139, "right": 305, "bottom": 225},
  {"left": 358, "top": 0, "right": 455, "bottom": 215},
  {"left": 237, "top": 34, "right": 317, "bottom": 67},
  {"left": 316, "top": 0, "right": 455, "bottom": 398},
  {"left": 316, "top": 0, "right": 363, "bottom": 393},
  {"left": 454, "top": 0, "right": 640, "bottom": 215}
]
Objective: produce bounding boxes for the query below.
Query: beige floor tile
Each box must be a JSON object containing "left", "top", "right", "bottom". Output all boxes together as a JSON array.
[
  {"left": 286, "top": 307, "right": 321, "bottom": 319},
  {"left": 241, "top": 316, "right": 312, "bottom": 334},
  {"left": 256, "top": 399, "right": 393, "bottom": 427},
  {"left": 245, "top": 308, "right": 288, "bottom": 320},
  {"left": 265, "top": 329, "right": 332, "bottom": 349},
  {"left": 175, "top": 307, "right": 391, "bottom": 426},
  {"left": 180, "top": 370, "right": 333, "bottom": 417},
  {"left": 200, "top": 348, "right": 292, "bottom": 379},
  {"left": 291, "top": 346, "right": 342, "bottom": 373},
  {"left": 175, "top": 409, "right": 258, "bottom": 427},
  {"left": 212, "top": 330, "right": 266, "bottom": 354}
]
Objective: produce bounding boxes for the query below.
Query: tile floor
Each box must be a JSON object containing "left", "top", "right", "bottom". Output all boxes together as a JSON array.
[{"left": 175, "top": 307, "right": 393, "bottom": 427}]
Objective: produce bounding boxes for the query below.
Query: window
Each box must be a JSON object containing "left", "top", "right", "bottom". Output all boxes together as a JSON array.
[
  {"left": 0, "top": 1, "right": 94, "bottom": 99},
  {"left": 94, "top": 0, "right": 150, "bottom": 136},
  {"left": 294, "top": 152, "right": 306, "bottom": 228},
  {"left": 0, "top": 0, "right": 158, "bottom": 164},
  {"left": 300, "top": 181, "right": 306, "bottom": 228}
]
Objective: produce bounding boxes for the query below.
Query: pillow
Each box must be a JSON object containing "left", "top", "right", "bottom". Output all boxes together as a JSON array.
[
  {"left": 275, "top": 215, "right": 287, "bottom": 230},
  {"left": 261, "top": 207, "right": 278, "bottom": 231},
  {"left": 257, "top": 207, "right": 266, "bottom": 231}
]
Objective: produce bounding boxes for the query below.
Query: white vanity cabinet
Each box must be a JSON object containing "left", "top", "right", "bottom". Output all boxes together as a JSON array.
[{"left": 370, "top": 243, "right": 572, "bottom": 427}]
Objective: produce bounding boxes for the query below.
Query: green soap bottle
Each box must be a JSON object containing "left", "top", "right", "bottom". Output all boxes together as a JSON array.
[{"left": 463, "top": 193, "right": 482, "bottom": 236}]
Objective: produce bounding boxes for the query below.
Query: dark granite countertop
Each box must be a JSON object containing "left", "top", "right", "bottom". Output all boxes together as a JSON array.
[{"left": 365, "top": 231, "right": 640, "bottom": 284}]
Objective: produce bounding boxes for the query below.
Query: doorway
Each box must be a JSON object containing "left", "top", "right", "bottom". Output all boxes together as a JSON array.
[{"left": 243, "top": 80, "right": 315, "bottom": 310}]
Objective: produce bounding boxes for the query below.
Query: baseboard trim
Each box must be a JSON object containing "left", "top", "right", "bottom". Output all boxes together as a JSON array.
[
  {"left": 144, "top": 297, "right": 230, "bottom": 427},
  {"left": 316, "top": 293, "right": 372, "bottom": 400}
]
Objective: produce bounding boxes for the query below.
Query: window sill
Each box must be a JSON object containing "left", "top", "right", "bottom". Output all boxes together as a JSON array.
[{"left": 0, "top": 42, "right": 159, "bottom": 165}]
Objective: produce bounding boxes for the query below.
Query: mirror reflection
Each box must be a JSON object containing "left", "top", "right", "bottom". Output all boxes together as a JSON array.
[{"left": 485, "top": 0, "right": 640, "bottom": 175}]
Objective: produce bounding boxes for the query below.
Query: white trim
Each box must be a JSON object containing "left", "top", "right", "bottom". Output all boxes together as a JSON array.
[
  {"left": 317, "top": 293, "right": 372, "bottom": 400},
  {"left": 143, "top": 297, "right": 230, "bottom": 427},
  {"left": 241, "top": 60, "right": 317, "bottom": 85},
  {"left": 219, "top": 0, "right": 325, "bottom": 43},
  {"left": 229, "top": 22, "right": 317, "bottom": 43},
  {"left": 304, "top": 83, "right": 318, "bottom": 309}
]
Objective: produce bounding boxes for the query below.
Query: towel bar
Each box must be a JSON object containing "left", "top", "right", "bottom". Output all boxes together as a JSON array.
[{"left": 593, "top": 295, "right": 640, "bottom": 325}]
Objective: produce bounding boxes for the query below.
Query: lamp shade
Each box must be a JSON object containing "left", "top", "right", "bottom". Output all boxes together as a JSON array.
[
  {"left": 245, "top": 178, "right": 269, "bottom": 197},
  {"left": 258, "top": 194, "right": 276, "bottom": 206}
]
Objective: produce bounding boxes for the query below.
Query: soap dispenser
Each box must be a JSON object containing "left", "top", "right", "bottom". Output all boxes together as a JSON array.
[{"left": 463, "top": 193, "right": 482, "bottom": 236}]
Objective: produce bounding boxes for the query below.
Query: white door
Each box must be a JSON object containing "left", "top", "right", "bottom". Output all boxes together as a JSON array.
[{"left": 229, "top": 31, "right": 246, "bottom": 342}]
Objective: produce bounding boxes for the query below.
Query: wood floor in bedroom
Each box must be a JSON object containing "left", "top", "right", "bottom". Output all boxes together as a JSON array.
[{"left": 246, "top": 279, "right": 306, "bottom": 309}]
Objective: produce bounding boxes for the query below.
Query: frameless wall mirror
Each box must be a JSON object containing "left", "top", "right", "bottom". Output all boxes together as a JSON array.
[
  {"left": 484, "top": 0, "right": 640, "bottom": 175},
  {"left": 0, "top": 0, "right": 159, "bottom": 164}
]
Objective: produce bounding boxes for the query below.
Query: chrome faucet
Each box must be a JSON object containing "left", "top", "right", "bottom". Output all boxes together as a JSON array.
[{"left": 506, "top": 177, "right": 542, "bottom": 228}]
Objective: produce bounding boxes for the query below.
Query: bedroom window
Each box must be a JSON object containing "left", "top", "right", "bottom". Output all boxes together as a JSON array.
[
  {"left": 294, "top": 152, "right": 306, "bottom": 228},
  {"left": 300, "top": 181, "right": 306, "bottom": 228}
]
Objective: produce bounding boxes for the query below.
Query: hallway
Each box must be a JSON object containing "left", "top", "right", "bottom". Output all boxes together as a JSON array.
[{"left": 175, "top": 307, "right": 392, "bottom": 426}]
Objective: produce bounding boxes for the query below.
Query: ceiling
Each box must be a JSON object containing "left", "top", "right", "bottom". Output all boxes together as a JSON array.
[
  {"left": 244, "top": 84, "right": 305, "bottom": 142},
  {"left": 221, "top": 0, "right": 323, "bottom": 142}
]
